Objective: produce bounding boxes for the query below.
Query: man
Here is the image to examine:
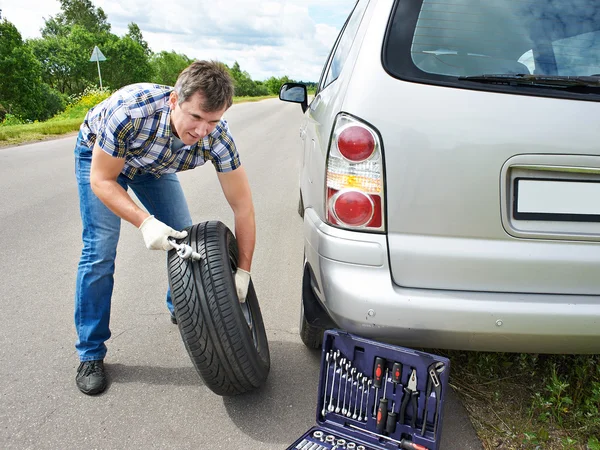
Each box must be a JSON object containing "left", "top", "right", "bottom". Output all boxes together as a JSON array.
[{"left": 73, "top": 60, "right": 255, "bottom": 395}]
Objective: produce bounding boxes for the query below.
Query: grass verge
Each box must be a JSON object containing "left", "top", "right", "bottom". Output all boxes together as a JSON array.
[
  {"left": 439, "top": 351, "right": 600, "bottom": 449},
  {"left": 0, "top": 95, "right": 277, "bottom": 147}
]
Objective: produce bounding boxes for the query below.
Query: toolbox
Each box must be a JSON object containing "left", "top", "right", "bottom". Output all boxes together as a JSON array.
[{"left": 287, "top": 330, "right": 450, "bottom": 450}]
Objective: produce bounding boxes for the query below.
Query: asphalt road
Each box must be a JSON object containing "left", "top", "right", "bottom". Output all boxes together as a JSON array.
[{"left": 0, "top": 99, "right": 482, "bottom": 450}]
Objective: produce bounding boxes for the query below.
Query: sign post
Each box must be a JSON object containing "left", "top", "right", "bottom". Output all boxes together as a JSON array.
[{"left": 89, "top": 46, "right": 107, "bottom": 89}]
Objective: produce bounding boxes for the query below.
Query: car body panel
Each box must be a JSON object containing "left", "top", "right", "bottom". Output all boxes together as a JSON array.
[{"left": 287, "top": 0, "right": 600, "bottom": 352}]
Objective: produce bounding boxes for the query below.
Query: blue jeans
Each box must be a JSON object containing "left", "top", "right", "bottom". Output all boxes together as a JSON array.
[{"left": 74, "top": 134, "right": 192, "bottom": 361}]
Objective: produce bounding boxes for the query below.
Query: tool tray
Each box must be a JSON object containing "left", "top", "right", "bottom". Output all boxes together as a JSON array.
[{"left": 287, "top": 330, "right": 450, "bottom": 450}]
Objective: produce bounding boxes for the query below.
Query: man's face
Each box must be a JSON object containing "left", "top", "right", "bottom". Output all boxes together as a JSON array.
[{"left": 169, "top": 91, "right": 227, "bottom": 145}]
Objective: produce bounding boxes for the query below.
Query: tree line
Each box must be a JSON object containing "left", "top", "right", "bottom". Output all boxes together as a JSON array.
[{"left": 0, "top": 0, "right": 304, "bottom": 123}]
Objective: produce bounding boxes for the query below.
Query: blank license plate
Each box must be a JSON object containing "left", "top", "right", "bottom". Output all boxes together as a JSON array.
[{"left": 514, "top": 178, "right": 600, "bottom": 222}]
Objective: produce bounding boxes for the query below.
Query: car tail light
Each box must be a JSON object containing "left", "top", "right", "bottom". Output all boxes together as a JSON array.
[{"left": 326, "top": 114, "right": 384, "bottom": 231}]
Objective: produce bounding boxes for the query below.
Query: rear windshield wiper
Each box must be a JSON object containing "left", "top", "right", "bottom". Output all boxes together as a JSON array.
[{"left": 458, "top": 74, "right": 600, "bottom": 90}]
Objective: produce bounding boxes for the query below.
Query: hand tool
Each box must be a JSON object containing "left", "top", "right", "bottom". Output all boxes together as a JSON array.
[
  {"left": 342, "top": 362, "right": 352, "bottom": 415},
  {"left": 352, "top": 373, "right": 363, "bottom": 420},
  {"left": 358, "top": 375, "right": 367, "bottom": 421},
  {"left": 364, "top": 380, "right": 372, "bottom": 421},
  {"left": 295, "top": 439, "right": 309, "bottom": 449},
  {"left": 391, "top": 362, "right": 402, "bottom": 394},
  {"left": 328, "top": 351, "right": 340, "bottom": 412},
  {"left": 399, "top": 368, "right": 419, "bottom": 428},
  {"left": 347, "top": 424, "right": 430, "bottom": 450},
  {"left": 167, "top": 238, "right": 202, "bottom": 261},
  {"left": 346, "top": 369, "right": 357, "bottom": 417},
  {"left": 372, "top": 357, "right": 385, "bottom": 416},
  {"left": 313, "top": 430, "right": 324, "bottom": 441},
  {"left": 386, "top": 401, "right": 397, "bottom": 434},
  {"left": 344, "top": 367, "right": 356, "bottom": 416},
  {"left": 421, "top": 362, "right": 444, "bottom": 436},
  {"left": 321, "top": 352, "right": 332, "bottom": 418},
  {"left": 336, "top": 358, "right": 347, "bottom": 413},
  {"left": 375, "top": 368, "right": 389, "bottom": 433}
]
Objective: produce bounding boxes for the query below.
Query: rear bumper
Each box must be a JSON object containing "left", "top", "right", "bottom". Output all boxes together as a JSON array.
[{"left": 304, "top": 208, "right": 600, "bottom": 353}]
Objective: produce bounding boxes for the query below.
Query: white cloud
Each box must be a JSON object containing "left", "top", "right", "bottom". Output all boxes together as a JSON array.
[{"left": 1, "top": 0, "right": 355, "bottom": 81}]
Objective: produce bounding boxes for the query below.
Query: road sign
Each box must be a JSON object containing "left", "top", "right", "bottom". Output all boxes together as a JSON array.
[
  {"left": 89, "top": 46, "right": 106, "bottom": 89},
  {"left": 89, "top": 46, "right": 106, "bottom": 62}
]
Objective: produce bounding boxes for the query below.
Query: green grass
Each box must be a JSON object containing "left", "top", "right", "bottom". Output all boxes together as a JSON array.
[
  {"left": 0, "top": 94, "right": 277, "bottom": 147},
  {"left": 439, "top": 350, "right": 600, "bottom": 449}
]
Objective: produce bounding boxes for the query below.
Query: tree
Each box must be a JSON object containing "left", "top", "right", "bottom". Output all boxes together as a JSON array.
[
  {"left": 0, "top": 20, "right": 64, "bottom": 120},
  {"left": 30, "top": 24, "right": 98, "bottom": 94},
  {"left": 42, "top": 0, "right": 110, "bottom": 36},
  {"left": 265, "top": 75, "right": 292, "bottom": 95},
  {"left": 126, "top": 23, "right": 150, "bottom": 57},
  {"left": 229, "top": 61, "right": 269, "bottom": 96},
  {"left": 101, "top": 34, "right": 153, "bottom": 88},
  {"left": 150, "top": 51, "right": 193, "bottom": 86}
]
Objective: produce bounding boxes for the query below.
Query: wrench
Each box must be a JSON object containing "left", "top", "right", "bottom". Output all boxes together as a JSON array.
[
  {"left": 335, "top": 358, "right": 346, "bottom": 413},
  {"left": 321, "top": 351, "right": 332, "bottom": 418},
  {"left": 328, "top": 351, "right": 340, "bottom": 412},
  {"left": 167, "top": 238, "right": 202, "bottom": 261},
  {"left": 342, "top": 363, "right": 352, "bottom": 415}
]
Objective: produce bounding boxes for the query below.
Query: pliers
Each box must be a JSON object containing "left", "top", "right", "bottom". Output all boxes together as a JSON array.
[
  {"left": 399, "top": 368, "right": 419, "bottom": 427},
  {"left": 421, "top": 362, "right": 444, "bottom": 435}
]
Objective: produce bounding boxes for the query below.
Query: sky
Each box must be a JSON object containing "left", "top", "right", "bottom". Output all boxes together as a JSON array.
[{"left": 1, "top": 0, "right": 356, "bottom": 82}]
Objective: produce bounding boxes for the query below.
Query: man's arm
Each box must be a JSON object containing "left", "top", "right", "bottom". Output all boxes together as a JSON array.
[
  {"left": 216, "top": 166, "right": 255, "bottom": 272},
  {"left": 89, "top": 141, "right": 149, "bottom": 227}
]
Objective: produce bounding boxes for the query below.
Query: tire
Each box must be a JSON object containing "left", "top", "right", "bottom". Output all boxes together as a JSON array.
[
  {"left": 300, "top": 301, "right": 324, "bottom": 349},
  {"left": 167, "top": 221, "right": 270, "bottom": 396},
  {"left": 299, "top": 263, "right": 325, "bottom": 349}
]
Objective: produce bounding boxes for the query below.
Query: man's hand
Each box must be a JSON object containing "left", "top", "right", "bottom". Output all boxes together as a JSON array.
[
  {"left": 139, "top": 215, "right": 188, "bottom": 250},
  {"left": 235, "top": 268, "right": 251, "bottom": 302}
]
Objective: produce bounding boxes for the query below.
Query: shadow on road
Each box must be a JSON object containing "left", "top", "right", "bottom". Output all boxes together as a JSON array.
[
  {"left": 107, "top": 363, "right": 203, "bottom": 387},
  {"left": 223, "top": 340, "right": 323, "bottom": 446}
]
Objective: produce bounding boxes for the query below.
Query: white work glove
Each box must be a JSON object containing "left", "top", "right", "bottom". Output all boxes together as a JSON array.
[
  {"left": 235, "top": 268, "right": 251, "bottom": 303},
  {"left": 139, "top": 215, "right": 188, "bottom": 251}
]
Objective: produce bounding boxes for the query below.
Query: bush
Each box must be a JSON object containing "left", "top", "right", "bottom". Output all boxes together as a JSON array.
[
  {"left": 36, "top": 84, "right": 67, "bottom": 121},
  {"left": 0, "top": 113, "right": 25, "bottom": 126}
]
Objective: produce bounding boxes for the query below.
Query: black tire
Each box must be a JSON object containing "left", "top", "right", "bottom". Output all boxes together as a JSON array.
[
  {"left": 299, "top": 264, "right": 325, "bottom": 349},
  {"left": 167, "top": 221, "right": 270, "bottom": 396},
  {"left": 300, "top": 301, "right": 324, "bottom": 349}
]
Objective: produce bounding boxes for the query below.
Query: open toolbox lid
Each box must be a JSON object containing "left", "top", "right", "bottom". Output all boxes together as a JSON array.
[{"left": 287, "top": 330, "right": 450, "bottom": 450}]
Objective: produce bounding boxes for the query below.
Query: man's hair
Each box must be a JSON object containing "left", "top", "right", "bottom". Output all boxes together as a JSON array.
[{"left": 174, "top": 60, "right": 234, "bottom": 111}]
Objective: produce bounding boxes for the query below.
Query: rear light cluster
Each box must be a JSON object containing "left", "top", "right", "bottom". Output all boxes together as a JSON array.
[{"left": 326, "top": 114, "right": 384, "bottom": 231}]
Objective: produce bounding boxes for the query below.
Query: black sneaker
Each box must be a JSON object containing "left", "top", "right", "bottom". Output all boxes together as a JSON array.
[
  {"left": 170, "top": 313, "right": 178, "bottom": 324},
  {"left": 76, "top": 360, "right": 107, "bottom": 395}
]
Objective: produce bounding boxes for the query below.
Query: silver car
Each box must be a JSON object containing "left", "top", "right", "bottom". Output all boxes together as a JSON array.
[{"left": 280, "top": 0, "right": 600, "bottom": 353}]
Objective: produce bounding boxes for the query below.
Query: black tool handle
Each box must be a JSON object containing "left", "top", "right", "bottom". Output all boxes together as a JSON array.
[
  {"left": 399, "top": 387, "right": 410, "bottom": 423},
  {"left": 376, "top": 398, "right": 388, "bottom": 433},
  {"left": 373, "top": 357, "right": 385, "bottom": 388},
  {"left": 386, "top": 410, "right": 397, "bottom": 434},
  {"left": 392, "top": 362, "right": 402, "bottom": 384}
]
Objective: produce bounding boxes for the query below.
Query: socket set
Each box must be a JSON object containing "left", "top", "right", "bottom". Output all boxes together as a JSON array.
[{"left": 287, "top": 330, "right": 450, "bottom": 450}]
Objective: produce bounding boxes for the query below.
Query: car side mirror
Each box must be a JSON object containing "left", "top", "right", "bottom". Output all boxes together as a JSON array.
[{"left": 279, "top": 83, "right": 308, "bottom": 113}]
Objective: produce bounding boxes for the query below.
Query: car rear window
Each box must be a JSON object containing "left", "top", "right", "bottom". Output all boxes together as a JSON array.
[{"left": 383, "top": 0, "right": 600, "bottom": 100}]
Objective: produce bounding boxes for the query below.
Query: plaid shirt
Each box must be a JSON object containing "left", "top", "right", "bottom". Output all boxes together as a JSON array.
[{"left": 79, "top": 83, "right": 240, "bottom": 179}]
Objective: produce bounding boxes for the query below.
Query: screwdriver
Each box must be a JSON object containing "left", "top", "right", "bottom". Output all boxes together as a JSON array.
[
  {"left": 391, "top": 362, "right": 402, "bottom": 394},
  {"left": 386, "top": 401, "right": 397, "bottom": 434},
  {"left": 372, "top": 357, "right": 385, "bottom": 416},
  {"left": 376, "top": 368, "right": 389, "bottom": 433}
]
